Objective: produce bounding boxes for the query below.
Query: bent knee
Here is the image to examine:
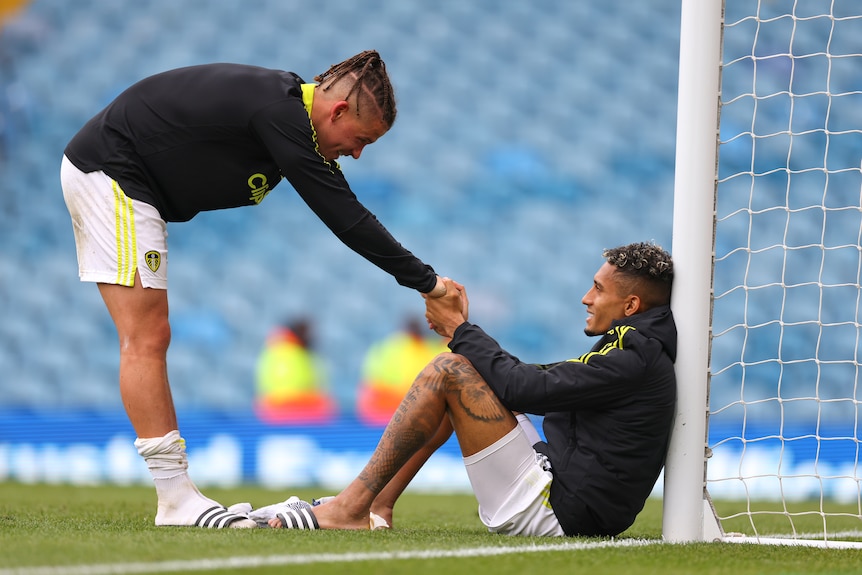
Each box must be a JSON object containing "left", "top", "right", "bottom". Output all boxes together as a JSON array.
[
  {"left": 427, "top": 352, "right": 483, "bottom": 385},
  {"left": 430, "top": 351, "right": 473, "bottom": 369}
]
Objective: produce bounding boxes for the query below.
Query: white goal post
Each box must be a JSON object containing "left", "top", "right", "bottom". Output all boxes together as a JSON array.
[{"left": 664, "top": 0, "right": 862, "bottom": 547}]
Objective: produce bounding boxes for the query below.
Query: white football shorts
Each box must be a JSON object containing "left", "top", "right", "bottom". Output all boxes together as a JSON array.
[
  {"left": 463, "top": 420, "right": 565, "bottom": 537},
  {"left": 61, "top": 155, "right": 168, "bottom": 289}
]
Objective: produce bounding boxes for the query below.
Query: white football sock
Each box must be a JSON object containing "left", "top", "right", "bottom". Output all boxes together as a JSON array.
[
  {"left": 134, "top": 429, "right": 189, "bottom": 479},
  {"left": 135, "top": 430, "right": 218, "bottom": 525}
]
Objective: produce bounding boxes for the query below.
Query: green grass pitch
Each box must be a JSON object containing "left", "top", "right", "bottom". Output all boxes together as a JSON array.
[{"left": 0, "top": 482, "right": 860, "bottom": 574}]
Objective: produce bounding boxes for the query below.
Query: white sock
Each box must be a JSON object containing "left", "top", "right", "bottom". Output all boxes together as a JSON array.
[
  {"left": 134, "top": 430, "right": 189, "bottom": 479},
  {"left": 134, "top": 430, "right": 219, "bottom": 525}
]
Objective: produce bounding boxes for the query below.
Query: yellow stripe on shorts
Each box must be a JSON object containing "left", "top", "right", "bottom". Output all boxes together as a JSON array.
[
  {"left": 112, "top": 180, "right": 137, "bottom": 286},
  {"left": 540, "top": 482, "right": 553, "bottom": 510}
]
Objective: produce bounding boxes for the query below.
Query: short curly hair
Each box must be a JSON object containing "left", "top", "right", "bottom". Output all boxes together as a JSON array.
[{"left": 603, "top": 242, "right": 674, "bottom": 308}]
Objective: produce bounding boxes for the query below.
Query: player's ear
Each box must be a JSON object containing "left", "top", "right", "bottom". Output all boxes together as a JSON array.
[
  {"left": 330, "top": 100, "right": 350, "bottom": 121},
  {"left": 624, "top": 295, "right": 641, "bottom": 316}
]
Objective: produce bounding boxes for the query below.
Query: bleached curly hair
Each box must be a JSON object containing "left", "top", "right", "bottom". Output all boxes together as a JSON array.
[{"left": 603, "top": 242, "right": 674, "bottom": 308}]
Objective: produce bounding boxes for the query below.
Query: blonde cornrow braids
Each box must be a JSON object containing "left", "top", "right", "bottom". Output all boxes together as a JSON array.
[{"left": 314, "top": 50, "right": 397, "bottom": 128}]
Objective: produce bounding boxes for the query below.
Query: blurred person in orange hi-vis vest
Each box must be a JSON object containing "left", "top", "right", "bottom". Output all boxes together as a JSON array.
[
  {"left": 255, "top": 317, "right": 336, "bottom": 425},
  {"left": 356, "top": 317, "right": 448, "bottom": 426}
]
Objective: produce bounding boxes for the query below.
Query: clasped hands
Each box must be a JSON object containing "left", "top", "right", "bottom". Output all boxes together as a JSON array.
[{"left": 423, "top": 276, "right": 468, "bottom": 339}]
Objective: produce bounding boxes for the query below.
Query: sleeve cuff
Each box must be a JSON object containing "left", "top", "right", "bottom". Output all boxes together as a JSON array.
[{"left": 447, "top": 322, "right": 472, "bottom": 349}]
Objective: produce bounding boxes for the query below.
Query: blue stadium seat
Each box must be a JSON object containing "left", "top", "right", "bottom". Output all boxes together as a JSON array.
[{"left": 5, "top": 0, "right": 854, "bottom": 414}]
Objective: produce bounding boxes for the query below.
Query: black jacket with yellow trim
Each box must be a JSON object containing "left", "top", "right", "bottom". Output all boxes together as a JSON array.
[{"left": 448, "top": 304, "right": 677, "bottom": 536}]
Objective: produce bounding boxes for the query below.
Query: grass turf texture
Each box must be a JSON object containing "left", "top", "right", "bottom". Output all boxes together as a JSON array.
[{"left": 0, "top": 482, "right": 860, "bottom": 574}]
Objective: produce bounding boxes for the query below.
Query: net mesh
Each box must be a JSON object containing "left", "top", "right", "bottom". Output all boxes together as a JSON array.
[{"left": 708, "top": 0, "right": 862, "bottom": 541}]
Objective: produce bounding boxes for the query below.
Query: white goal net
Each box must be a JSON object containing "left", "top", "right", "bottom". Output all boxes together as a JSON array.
[{"left": 700, "top": 0, "right": 862, "bottom": 544}]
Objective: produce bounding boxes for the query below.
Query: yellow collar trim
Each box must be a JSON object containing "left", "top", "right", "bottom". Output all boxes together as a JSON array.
[
  {"left": 301, "top": 83, "right": 315, "bottom": 115},
  {"left": 301, "top": 83, "right": 338, "bottom": 171}
]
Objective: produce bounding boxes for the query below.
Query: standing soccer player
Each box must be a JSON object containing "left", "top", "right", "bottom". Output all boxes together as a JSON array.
[{"left": 60, "top": 50, "right": 446, "bottom": 528}]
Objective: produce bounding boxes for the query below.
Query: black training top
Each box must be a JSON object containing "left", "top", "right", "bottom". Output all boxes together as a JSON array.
[
  {"left": 64, "top": 63, "right": 437, "bottom": 293},
  {"left": 449, "top": 305, "right": 678, "bottom": 537}
]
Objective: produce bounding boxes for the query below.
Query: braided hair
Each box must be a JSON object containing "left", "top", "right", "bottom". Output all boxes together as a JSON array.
[
  {"left": 315, "top": 50, "right": 397, "bottom": 128},
  {"left": 603, "top": 242, "right": 674, "bottom": 308}
]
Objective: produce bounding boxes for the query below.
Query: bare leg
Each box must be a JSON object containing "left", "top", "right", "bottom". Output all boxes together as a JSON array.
[
  {"left": 370, "top": 417, "right": 454, "bottom": 526},
  {"left": 273, "top": 352, "right": 517, "bottom": 529},
  {"left": 97, "top": 273, "right": 252, "bottom": 527},
  {"left": 98, "top": 273, "right": 175, "bottom": 436}
]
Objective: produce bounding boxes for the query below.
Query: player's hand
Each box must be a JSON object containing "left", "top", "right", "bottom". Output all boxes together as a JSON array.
[
  {"left": 425, "top": 278, "right": 467, "bottom": 338},
  {"left": 455, "top": 279, "right": 469, "bottom": 323},
  {"left": 427, "top": 275, "right": 447, "bottom": 298}
]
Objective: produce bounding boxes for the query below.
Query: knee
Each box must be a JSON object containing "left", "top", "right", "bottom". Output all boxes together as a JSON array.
[
  {"left": 427, "top": 352, "right": 477, "bottom": 385},
  {"left": 118, "top": 319, "right": 171, "bottom": 356},
  {"left": 430, "top": 352, "right": 471, "bottom": 369}
]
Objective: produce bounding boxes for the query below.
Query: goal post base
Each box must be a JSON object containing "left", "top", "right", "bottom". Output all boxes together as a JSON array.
[{"left": 702, "top": 493, "right": 724, "bottom": 542}]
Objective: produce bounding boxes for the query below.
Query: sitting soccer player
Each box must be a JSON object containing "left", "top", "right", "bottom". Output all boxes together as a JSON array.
[{"left": 262, "top": 242, "right": 676, "bottom": 537}]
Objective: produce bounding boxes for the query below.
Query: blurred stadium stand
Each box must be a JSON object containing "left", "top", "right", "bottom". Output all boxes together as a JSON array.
[{"left": 0, "top": 0, "right": 855, "bottom": 416}]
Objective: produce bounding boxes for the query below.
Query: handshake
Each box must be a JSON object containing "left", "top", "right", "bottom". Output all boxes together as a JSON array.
[{"left": 423, "top": 276, "right": 469, "bottom": 339}]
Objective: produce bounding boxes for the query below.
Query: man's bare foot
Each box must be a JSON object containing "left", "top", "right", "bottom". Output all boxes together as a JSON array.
[{"left": 268, "top": 497, "right": 374, "bottom": 530}]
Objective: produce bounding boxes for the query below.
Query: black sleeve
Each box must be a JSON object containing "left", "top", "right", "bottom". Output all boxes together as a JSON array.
[
  {"left": 334, "top": 211, "right": 438, "bottom": 291},
  {"left": 251, "top": 99, "right": 437, "bottom": 293},
  {"left": 449, "top": 323, "right": 650, "bottom": 414}
]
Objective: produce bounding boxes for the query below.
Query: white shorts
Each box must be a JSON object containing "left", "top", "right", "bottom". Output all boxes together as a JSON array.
[
  {"left": 463, "top": 421, "right": 565, "bottom": 537},
  {"left": 60, "top": 155, "right": 168, "bottom": 289}
]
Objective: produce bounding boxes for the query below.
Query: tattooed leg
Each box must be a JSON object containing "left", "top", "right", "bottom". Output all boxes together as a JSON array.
[
  {"left": 275, "top": 356, "right": 450, "bottom": 529},
  {"left": 440, "top": 355, "right": 519, "bottom": 457},
  {"left": 285, "top": 353, "right": 516, "bottom": 530},
  {"left": 369, "top": 417, "right": 454, "bottom": 527}
]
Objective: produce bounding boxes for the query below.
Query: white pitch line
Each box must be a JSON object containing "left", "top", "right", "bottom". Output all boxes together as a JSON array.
[
  {"left": 720, "top": 534, "right": 862, "bottom": 550},
  {"left": 0, "top": 539, "right": 661, "bottom": 575}
]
